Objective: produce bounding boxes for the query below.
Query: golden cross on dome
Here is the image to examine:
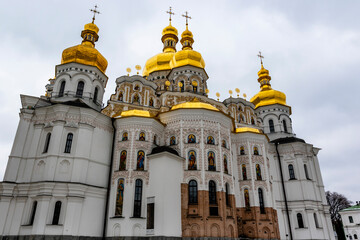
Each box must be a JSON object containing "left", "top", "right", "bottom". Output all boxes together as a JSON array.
[
  {"left": 257, "top": 51, "right": 264, "bottom": 65},
  {"left": 166, "top": 7, "right": 175, "bottom": 22},
  {"left": 90, "top": 5, "right": 100, "bottom": 23},
  {"left": 182, "top": 11, "right": 192, "bottom": 26}
]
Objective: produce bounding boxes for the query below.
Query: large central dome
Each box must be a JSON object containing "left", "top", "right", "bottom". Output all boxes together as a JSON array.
[{"left": 143, "top": 22, "right": 205, "bottom": 76}]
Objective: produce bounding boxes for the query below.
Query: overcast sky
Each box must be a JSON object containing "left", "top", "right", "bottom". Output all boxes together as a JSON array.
[{"left": 0, "top": 1, "right": 359, "bottom": 202}]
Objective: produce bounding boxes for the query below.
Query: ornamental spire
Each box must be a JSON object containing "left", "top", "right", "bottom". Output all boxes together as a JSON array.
[
  {"left": 257, "top": 51, "right": 272, "bottom": 90},
  {"left": 166, "top": 7, "right": 175, "bottom": 24},
  {"left": 90, "top": 5, "right": 100, "bottom": 24},
  {"left": 180, "top": 11, "right": 194, "bottom": 50}
]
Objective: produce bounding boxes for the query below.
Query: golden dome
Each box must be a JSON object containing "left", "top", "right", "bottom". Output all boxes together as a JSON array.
[
  {"left": 61, "top": 22, "right": 108, "bottom": 74},
  {"left": 171, "top": 49, "right": 205, "bottom": 69},
  {"left": 119, "top": 109, "right": 151, "bottom": 118},
  {"left": 171, "top": 98, "right": 219, "bottom": 111},
  {"left": 170, "top": 25, "right": 205, "bottom": 69},
  {"left": 143, "top": 22, "right": 179, "bottom": 76},
  {"left": 250, "top": 64, "right": 287, "bottom": 109}
]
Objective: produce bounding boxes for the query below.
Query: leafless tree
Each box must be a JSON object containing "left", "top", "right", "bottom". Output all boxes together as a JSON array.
[{"left": 326, "top": 191, "right": 352, "bottom": 240}]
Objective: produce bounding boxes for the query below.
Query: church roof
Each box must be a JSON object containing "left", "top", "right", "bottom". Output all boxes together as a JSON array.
[{"left": 150, "top": 146, "right": 179, "bottom": 156}]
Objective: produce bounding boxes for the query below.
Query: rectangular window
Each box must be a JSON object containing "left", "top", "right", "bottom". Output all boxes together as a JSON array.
[
  {"left": 146, "top": 203, "right": 154, "bottom": 229},
  {"left": 349, "top": 216, "right": 354, "bottom": 223}
]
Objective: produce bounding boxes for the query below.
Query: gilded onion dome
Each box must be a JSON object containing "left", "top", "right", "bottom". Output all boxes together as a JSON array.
[
  {"left": 143, "top": 22, "right": 179, "bottom": 76},
  {"left": 250, "top": 64, "right": 287, "bottom": 109},
  {"left": 170, "top": 24, "right": 205, "bottom": 69},
  {"left": 61, "top": 22, "right": 108, "bottom": 74}
]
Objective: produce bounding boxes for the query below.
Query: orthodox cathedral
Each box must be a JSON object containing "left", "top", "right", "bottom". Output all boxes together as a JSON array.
[{"left": 0, "top": 8, "right": 335, "bottom": 240}]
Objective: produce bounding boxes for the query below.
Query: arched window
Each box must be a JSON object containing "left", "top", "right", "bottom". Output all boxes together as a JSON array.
[
  {"left": 314, "top": 213, "right": 319, "bottom": 228},
  {"left": 93, "top": 87, "right": 98, "bottom": 104},
  {"left": 179, "top": 81, "right": 184, "bottom": 92},
  {"left": 207, "top": 136, "right": 215, "bottom": 145},
  {"left": 59, "top": 81, "right": 66, "bottom": 97},
  {"left": 209, "top": 180, "right": 217, "bottom": 205},
  {"left": 188, "top": 151, "right": 197, "bottom": 170},
  {"left": 153, "top": 135, "right": 157, "bottom": 144},
  {"left": 133, "top": 179, "right": 143, "bottom": 217},
  {"left": 43, "top": 133, "right": 51, "bottom": 153},
  {"left": 115, "top": 178, "right": 125, "bottom": 216},
  {"left": 269, "top": 119, "right": 275, "bottom": 133},
  {"left": 225, "top": 183, "right": 230, "bottom": 207},
  {"left": 132, "top": 94, "right": 140, "bottom": 104},
  {"left": 251, "top": 118, "right": 255, "bottom": 125},
  {"left": 304, "top": 164, "right": 310, "bottom": 179},
  {"left": 254, "top": 147, "right": 259, "bottom": 155},
  {"left": 208, "top": 151, "right": 216, "bottom": 171},
  {"left": 297, "top": 213, "right": 304, "bottom": 228},
  {"left": 122, "top": 132, "right": 128, "bottom": 141},
  {"left": 188, "top": 134, "right": 196, "bottom": 143},
  {"left": 354, "top": 234, "right": 358, "bottom": 239},
  {"left": 170, "top": 136, "right": 176, "bottom": 146},
  {"left": 258, "top": 188, "right": 265, "bottom": 214},
  {"left": 242, "top": 164, "right": 247, "bottom": 180},
  {"left": 76, "top": 81, "right": 84, "bottom": 97},
  {"left": 240, "top": 146, "right": 245, "bottom": 155},
  {"left": 283, "top": 120, "right": 288, "bottom": 133},
  {"left": 149, "top": 97, "right": 154, "bottom": 107},
  {"left": 223, "top": 155, "right": 228, "bottom": 174},
  {"left": 119, "top": 92, "right": 123, "bottom": 101},
  {"left": 244, "top": 189, "right": 250, "bottom": 209},
  {"left": 139, "top": 132, "right": 146, "bottom": 141},
  {"left": 222, "top": 140, "right": 227, "bottom": 148},
  {"left": 188, "top": 180, "right": 198, "bottom": 204},
  {"left": 52, "top": 201, "right": 62, "bottom": 225},
  {"left": 119, "top": 150, "right": 127, "bottom": 171},
  {"left": 256, "top": 164, "right": 262, "bottom": 180},
  {"left": 64, "top": 133, "right": 73, "bottom": 153},
  {"left": 29, "top": 201, "right": 37, "bottom": 225},
  {"left": 136, "top": 151, "right": 145, "bottom": 171},
  {"left": 288, "top": 164, "right": 295, "bottom": 179}
]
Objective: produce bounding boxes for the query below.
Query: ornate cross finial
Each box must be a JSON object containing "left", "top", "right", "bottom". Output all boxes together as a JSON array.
[
  {"left": 182, "top": 11, "right": 192, "bottom": 26},
  {"left": 90, "top": 5, "right": 100, "bottom": 23},
  {"left": 257, "top": 51, "right": 264, "bottom": 65},
  {"left": 166, "top": 7, "right": 175, "bottom": 23}
]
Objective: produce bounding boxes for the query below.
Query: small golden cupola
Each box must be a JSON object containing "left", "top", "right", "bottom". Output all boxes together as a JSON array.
[
  {"left": 171, "top": 12, "right": 205, "bottom": 69},
  {"left": 250, "top": 52, "right": 287, "bottom": 109},
  {"left": 61, "top": 7, "right": 108, "bottom": 74},
  {"left": 143, "top": 7, "right": 179, "bottom": 76}
]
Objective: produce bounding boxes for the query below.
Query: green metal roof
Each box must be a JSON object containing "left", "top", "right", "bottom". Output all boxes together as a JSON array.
[{"left": 340, "top": 205, "right": 360, "bottom": 212}]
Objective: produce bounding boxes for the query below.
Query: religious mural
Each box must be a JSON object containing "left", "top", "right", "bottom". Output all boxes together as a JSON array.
[
  {"left": 254, "top": 147, "right": 259, "bottom": 155},
  {"left": 122, "top": 132, "right": 128, "bottom": 141},
  {"left": 188, "top": 134, "right": 196, "bottom": 143},
  {"left": 119, "top": 150, "right": 127, "bottom": 171},
  {"left": 137, "top": 151, "right": 145, "bottom": 170},
  {"left": 208, "top": 151, "right": 216, "bottom": 171},
  {"left": 244, "top": 189, "right": 250, "bottom": 209},
  {"left": 223, "top": 155, "right": 228, "bottom": 174},
  {"left": 256, "top": 164, "right": 262, "bottom": 180},
  {"left": 139, "top": 132, "right": 146, "bottom": 141},
  {"left": 170, "top": 136, "right": 176, "bottom": 146},
  {"left": 242, "top": 164, "right": 247, "bottom": 180},
  {"left": 240, "top": 146, "right": 245, "bottom": 155},
  {"left": 222, "top": 140, "right": 227, "bottom": 148},
  {"left": 207, "top": 136, "right": 215, "bottom": 145},
  {"left": 188, "top": 150, "right": 197, "bottom": 170},
  {"left": 115, "top": 178, "right": 125, "bottom": 216}
]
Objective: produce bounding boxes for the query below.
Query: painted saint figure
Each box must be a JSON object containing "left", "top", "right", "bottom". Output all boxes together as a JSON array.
[
  {"left": 122, "top": 132, "right": 128, "bottom": 141},
  {"left": 242, "top": 164, "right": 247, "bottom": 180},
  {"left": 188, "top": 134, "right": 196, "bottom": 143},
  {"left": 188, "top": 151, "right": 197, "bottom": 170},
  {"left": 244, "top": 189, "right": 250, "bottom": 209},
  {"left": 149, "top": 98, "right": 154, "bottom": 107},
  {"left": 115, "top": 178, "right": 125, "bottom": 216},
  {"left": 207, "top": 136, "right": 215, "bottom": 145},
  {"left": 170, "top": 136, "right": 176, "bottom": 146},
  {"left": 139, "top": 132, "right": 146, "bottom": 141},
  {"left": 137, "top": 151, "right": 145, "bottom": 170},
  {"left": 208, "top": 152, "right": 216, "bottom": 171},
  {"left": 240, "top": 146, "right": 245, "bottom": 155},
  {"left": 224, "top": 155, "right": 228, "bottom": 174},
  {"left": 222, "top": 140, "right": 227, "bottom": 148},
  {"left": 119, "top": 150, "right": 127, "bottom": 171},
  {"left": 254, "top": 147, "right": 259, "bottom": 155},
  {"left": 133, "top": 94, "right": 140, "bottom": 104},
  {"left": 256, "top": 164, "right": 262, "bottom": 180}
]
